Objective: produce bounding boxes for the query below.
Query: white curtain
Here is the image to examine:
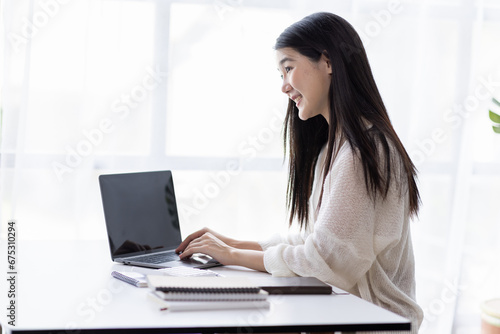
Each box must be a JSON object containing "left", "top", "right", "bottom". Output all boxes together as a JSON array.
[{"left": 1, "top": 0, "right": 499, "bottom": 332}]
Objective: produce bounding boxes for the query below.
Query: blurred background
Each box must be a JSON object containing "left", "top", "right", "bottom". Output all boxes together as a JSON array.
[{"left": 1, "top": 0, "right": 499, "bottom": 332}]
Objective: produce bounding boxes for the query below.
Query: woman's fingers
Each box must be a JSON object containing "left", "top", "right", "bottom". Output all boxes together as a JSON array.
[
  {"left": 178, "top": 232, "right": 211, "bottom": 258},
  {"left": 178, "top": 232, "right": 232, "bottom": 264},
  {"left": 175, "top": 227, "right": 210, "bottom": 253}
]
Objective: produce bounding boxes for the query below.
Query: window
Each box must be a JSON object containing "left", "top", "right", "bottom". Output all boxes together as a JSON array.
[{"left": 2, "top": 1, "right": 499, "bottom": 332}]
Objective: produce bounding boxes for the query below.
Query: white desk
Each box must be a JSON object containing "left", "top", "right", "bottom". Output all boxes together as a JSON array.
[{"left": 0, "top": 240, "right": 410, "bottom": 333}]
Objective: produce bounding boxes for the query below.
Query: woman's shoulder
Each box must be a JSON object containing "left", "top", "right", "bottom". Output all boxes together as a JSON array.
[
  {"left": 330, "top": 133, "right": 405, "bottom": 177},
  {"left": 331, "top": 140, "right": 359, "bottom": 166},
  {"left": 324, "top": 141, "right": 360, "bottom": 179}
]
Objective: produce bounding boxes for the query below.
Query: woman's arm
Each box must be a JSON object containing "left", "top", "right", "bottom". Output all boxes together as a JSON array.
[
  {"left": 176, "top": 227, "right": 262, "bottom": 252},
  {"left": 175, "top": 227, "right": 266, "bottom": 272}
]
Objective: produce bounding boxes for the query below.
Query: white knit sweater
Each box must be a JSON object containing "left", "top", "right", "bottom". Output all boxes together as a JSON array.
[{"left": 259, "top": 141, "right": 423, "bottom": 333}]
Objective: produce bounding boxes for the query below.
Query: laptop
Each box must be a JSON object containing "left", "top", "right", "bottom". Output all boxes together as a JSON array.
[{"left": 99, "top": 170, "right": 221, "bottom": 269}]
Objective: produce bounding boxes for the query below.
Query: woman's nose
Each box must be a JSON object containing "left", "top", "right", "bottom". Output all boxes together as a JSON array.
[{"left": 281, "top": 80, "right": 291, "bottom": 94}]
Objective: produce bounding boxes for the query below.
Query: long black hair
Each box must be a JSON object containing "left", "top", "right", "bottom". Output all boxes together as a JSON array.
[{"left": 276, "top": 12, "right": 420, "bottom": 228}]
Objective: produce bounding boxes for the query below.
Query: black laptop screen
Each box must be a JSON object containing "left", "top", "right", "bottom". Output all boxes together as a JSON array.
[{"left": 99, "top": 170, "right": 182, "bottom": 259}]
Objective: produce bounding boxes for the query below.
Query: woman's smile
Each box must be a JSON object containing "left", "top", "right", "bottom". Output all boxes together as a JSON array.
[{"left": 291, "top": 94, "right": 303, "bottom": 107}]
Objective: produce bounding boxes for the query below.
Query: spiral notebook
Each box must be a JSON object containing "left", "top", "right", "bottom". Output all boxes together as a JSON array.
[
  {"left": 148, "top": 292, "right": 270, "bottom": 312},
  {"left": 111, "top": 271, "right": 148, "bottom": 288},
  {"left": 147, "top": 276, "right": 269, "bottom": 301}
]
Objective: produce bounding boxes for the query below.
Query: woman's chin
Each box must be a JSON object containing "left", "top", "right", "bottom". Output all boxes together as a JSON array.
[{"left": 298, "top": 109, "right": 311, "bottom": 121}]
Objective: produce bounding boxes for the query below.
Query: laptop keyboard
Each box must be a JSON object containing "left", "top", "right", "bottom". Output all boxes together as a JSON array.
[{"left": 130, "top": 252, "right": 179, "bottom": 264}]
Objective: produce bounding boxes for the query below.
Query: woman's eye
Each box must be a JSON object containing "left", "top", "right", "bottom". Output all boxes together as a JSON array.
[{"left": 280, "top": 66, "right": 292, "bottom": 79}]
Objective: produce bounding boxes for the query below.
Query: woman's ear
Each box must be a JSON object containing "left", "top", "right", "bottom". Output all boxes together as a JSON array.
[{"left": 322, "top": 51, "right": 332, "bottom": 75}]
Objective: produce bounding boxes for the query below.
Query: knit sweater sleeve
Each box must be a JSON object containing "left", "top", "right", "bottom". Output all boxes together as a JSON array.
[
  {"left": 262, "top": 143, "right": 404, "bottom": 290},
  {"left": 259, "top": 232, "right": 305, "bottom": 251}
]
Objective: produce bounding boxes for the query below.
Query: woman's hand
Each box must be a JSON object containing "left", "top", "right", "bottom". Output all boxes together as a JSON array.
[
  {"left": 175, "top": 227, "right": 266, "bottom": 272},
  {"left": 177, "top": 230, "right": 236, "bottom": 265},
  {"left": 176, "top": 227, "right": 235, "bottom": 254}
]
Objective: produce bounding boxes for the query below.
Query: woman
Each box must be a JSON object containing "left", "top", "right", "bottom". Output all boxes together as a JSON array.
[{"left": 176, "top": 12, "right": 423, "bottom": 332}]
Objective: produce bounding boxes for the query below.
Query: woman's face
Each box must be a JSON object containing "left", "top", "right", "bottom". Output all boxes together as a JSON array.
[{"left": 276, "top": 47, "right": 332, "bottom": 123}]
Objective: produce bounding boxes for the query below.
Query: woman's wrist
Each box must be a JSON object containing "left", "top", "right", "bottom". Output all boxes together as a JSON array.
[
  {"left": 228, "top": 248, "right": 266, "bottom": 272},
  {"left": 232, "top": 239, "right": 263, "bottom": 251}
]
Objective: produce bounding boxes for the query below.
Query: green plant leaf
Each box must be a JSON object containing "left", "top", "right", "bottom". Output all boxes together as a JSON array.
[
  {"left": 489, "top": 110, "right": 500, "bottom": 124},
  {"left": 493, "top": 125, "right": 500, "bottom": 134},
  {"left": 493, "top": 97, "right": 500, "bottom": 108}
]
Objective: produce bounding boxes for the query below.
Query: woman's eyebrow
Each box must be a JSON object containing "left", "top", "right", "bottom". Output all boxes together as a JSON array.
[{"left": 279, "top": 57, "right": 294, "bottom": 65}]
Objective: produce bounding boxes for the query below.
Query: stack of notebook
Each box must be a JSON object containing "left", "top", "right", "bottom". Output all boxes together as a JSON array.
[{"left": 146, "top": 275, "right": 270, "bottom": 312}]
